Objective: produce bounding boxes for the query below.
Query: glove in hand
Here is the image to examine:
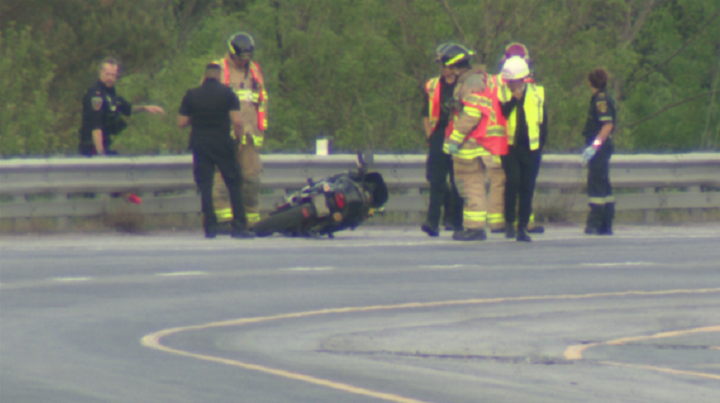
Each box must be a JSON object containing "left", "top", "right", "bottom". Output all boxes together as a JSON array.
[
  {"left": 447, "top": 143, "right": 460, "bottom": 155},
  {"left": 581, "top": 146, "right": 596, "bottom": 167}
]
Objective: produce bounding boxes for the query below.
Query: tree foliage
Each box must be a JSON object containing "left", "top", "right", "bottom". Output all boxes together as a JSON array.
[{"left": 1, "top": 0, "right": 718, "bottom": 156}]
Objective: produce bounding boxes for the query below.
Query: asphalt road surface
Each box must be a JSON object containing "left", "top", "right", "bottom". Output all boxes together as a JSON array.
[{"left": 2, "top": 225, "right": 719, "bottom": 403}]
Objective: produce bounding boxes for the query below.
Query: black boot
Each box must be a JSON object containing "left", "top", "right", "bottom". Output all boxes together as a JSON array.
[
  {"left": 216, "top": 221, "right": 232, "bottom": 235},
  {"left": 584, "top": 204, "right": 604, "bottom": 235},
  {"left": 600, "top": 203, "right": 615, "bottom": 235},
  {"left": 421, "top": 222, "right": 440, "bottom": 237},
  {"left": 204, "top": 215, "right": 217, "bottom": 239},
  {"left": 516, "top": 227, "right": 532, "bottom": 242},
  {"left": 452, "top": 228, "right": 487, "bottom": 241},
  {"left": 505, "top": 222, "right": 516, "bottom": 239}
]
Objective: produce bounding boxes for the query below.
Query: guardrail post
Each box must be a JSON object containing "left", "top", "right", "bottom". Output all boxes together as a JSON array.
[{"left": 643, "top": 187, "right": 657, "bottom": 223}]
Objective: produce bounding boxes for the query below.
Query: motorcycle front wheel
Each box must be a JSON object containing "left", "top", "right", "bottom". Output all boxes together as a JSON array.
[{"left": 253, "top": 203, "right": 316, "bottom": 237}]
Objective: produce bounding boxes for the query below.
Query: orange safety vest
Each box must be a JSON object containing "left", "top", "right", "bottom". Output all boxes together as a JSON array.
[
  {"left": 447, "top": 76, "right": 508, "bottom": 156},
  {"left": 445, "top": 89, "right": 508, "bottom": 156},
  {"left": 222, "top": 58, "right": 268, "bottom": 131},
  {"left": 467, "top": 87, "right": 508, "bottom": 156},
  {"left": 425, "top": 77, "right": 442, "bottom": 132}
]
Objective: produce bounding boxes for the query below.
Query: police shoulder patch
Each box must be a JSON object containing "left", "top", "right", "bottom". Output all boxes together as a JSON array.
[
  {"left": 91, "top": 96, "right": 103, "bottom": 111},
  {"left": 596, "top": 100, "right": 608, "bottom": 114}
]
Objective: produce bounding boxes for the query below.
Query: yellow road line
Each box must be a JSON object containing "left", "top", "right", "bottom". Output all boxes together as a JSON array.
[
  {"left": 564, "top": 325, "right": 720, "bottom": 360},
  {"left": 142, "top": 287, "right": 720, "bottom": 402},
  {"left": 141, "top": 338, "right": 433, "bottom": 403}
]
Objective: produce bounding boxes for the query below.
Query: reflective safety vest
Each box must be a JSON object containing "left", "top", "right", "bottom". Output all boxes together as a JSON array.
[
  {"left": 504, "top": 82, "right": 544, "bottom": 151},
  {"left": 445, "top": 87, "right": 508, "bottom": 157},
  {"left": 488, "top": 75, "right": 507, "bottom": 129},
  {"left": 219, "top": 58, "right": 268, "bottom": 133},
  {"left": 425, "top": 77, "right": 442, "bottom": 132}
]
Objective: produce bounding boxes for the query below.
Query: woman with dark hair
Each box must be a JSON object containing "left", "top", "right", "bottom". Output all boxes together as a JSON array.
[{"left": 581, "top": 68, "right": 616, "bottom": 235}]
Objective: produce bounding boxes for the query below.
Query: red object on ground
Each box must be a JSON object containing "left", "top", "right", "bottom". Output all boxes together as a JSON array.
[{"left": 127, "top": 193, "right": 142, "bottom": 204}]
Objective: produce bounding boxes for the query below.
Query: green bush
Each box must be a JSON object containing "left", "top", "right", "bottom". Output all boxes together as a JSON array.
[{"left": 1, "top": 0, "right": 718, "bottom": 157}]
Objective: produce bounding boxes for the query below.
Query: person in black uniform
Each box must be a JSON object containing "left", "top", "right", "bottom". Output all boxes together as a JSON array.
[
  {"left": 581, "top": 68, "right": 616, "bottom": 235},
  {"left": 420, "top": 43, "right": 463, "bottom": 237},
  {"left": 79, "top": 57, "right": 165, "bottom": 156},
  {"left": 178, "top": 63, "right": 254, "bottom": 239}
]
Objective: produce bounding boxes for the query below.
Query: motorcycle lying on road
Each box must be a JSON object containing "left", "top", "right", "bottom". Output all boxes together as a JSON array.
[{"left": 253, "top": 152, "right": 388, "bottom": 238}]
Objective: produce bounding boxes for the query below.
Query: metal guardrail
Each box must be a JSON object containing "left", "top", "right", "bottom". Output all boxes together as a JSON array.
[{"left": 1, "top": 153, "right": 719, "bottom": 227}]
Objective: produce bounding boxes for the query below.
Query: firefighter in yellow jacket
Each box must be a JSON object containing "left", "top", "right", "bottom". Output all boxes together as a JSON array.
[
  {"left": 441, "top": 45, "right": 509, "bottom": 241},
  {"left": 211, "top": 32, "right": 268, "bottom": 229}
]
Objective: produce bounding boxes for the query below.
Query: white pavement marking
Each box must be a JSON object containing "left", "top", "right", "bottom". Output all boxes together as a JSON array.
[
  {"left": 581, "top": 262, "right": 655, "bottom": 267},
  {"left": 282, "top": 267, "right": 335, "bottom": 271},
  {"left": 418, "top": 264, "right": 467, "bottom": 269},
  {"left": 52, "top": 277, "right": 91, "bottom": 282},
  {"left": 155, "top": 271, "right": 209, "bottom": 277}
]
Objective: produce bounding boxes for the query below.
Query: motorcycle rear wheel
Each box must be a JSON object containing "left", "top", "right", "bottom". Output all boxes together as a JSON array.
[{"left": 253, "top": 203, "right": 315, "bottom": 237}]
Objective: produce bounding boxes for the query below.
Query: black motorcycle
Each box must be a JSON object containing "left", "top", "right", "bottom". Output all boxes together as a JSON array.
[{"left": 253, "top": 152, "right": 388, "bottom": 238}]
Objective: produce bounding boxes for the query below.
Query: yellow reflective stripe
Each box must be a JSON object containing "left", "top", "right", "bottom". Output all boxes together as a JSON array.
[
  {"left": 427, "top": 77, "right": 440, "bottom": 129},
  {"left": 246, "top": 213, "right": 261, "bottom": 223},
  {"left": 242, "top": 134, "right": 264, "bottom": 147},
  {"left": 235, "top": 89, "right": 252, "bottom": 99},
  {"left": 464, "top": 108, "right": 481, "bottom": 118},
  {"left": 486, "top": 126, "right": 506, "bottom": 137},
  {"left": 464, "top": 211, "right": 487, "bottom": 222},
  {"left": 449, "top": 130, "right": 466, "bottom": 143},
  {"left": 446, "top": 53, "right": 466, "bottom": 66},
  {"left": 492, "top": 155, "right": 501, "bottom": 164},
  {"left": 478, "top": 96, "right": 492, "bottom": 107},
  {"left": 216, "top": 208, "right": 233, "bottom": 221},
  {"left": 599, "top": 116, "right": 613, "bottom": 121},
  {"left": 529, "top": 213, "right": 535, "bottom": 223},
  {"left": 589, "top": 196, "right": 615, "bottom": 204},
  {"left": 454, "top": 147, "right": 491, "bottom": 159},
  {"left": 465, "top": 95, "right": 481, "bottom": 104},
  {"left": 487, "top": 213, "right": 504, "bottom": 224}
]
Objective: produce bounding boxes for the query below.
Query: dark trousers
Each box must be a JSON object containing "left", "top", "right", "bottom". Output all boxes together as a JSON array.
[
  {"left": 587, "top": 139, "right": 614, "bottom": 230},
  {"left": 192, "top": 136, "right": 246, "bottom": 232},
  {"left": 426, "top": 152, "right": 463, "bottom": 229},
  {"left": 502, "top": 145, "right": 541, "bottom": 230}
]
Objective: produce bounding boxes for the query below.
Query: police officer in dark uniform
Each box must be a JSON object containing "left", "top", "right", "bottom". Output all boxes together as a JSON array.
[
  {"left": 178, "top": 63, "right": 254, "bottom": 239},
  {"left": 79, "top": 57, "right": 165, "bottom": 156},
  {"left": 581, "top": 68, "right": 616, "bottom": 235}
]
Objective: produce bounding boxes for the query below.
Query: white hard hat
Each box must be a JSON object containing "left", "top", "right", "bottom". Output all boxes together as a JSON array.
[{"left": 501, "top": 56, "right": 530, "bottom": 81}]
